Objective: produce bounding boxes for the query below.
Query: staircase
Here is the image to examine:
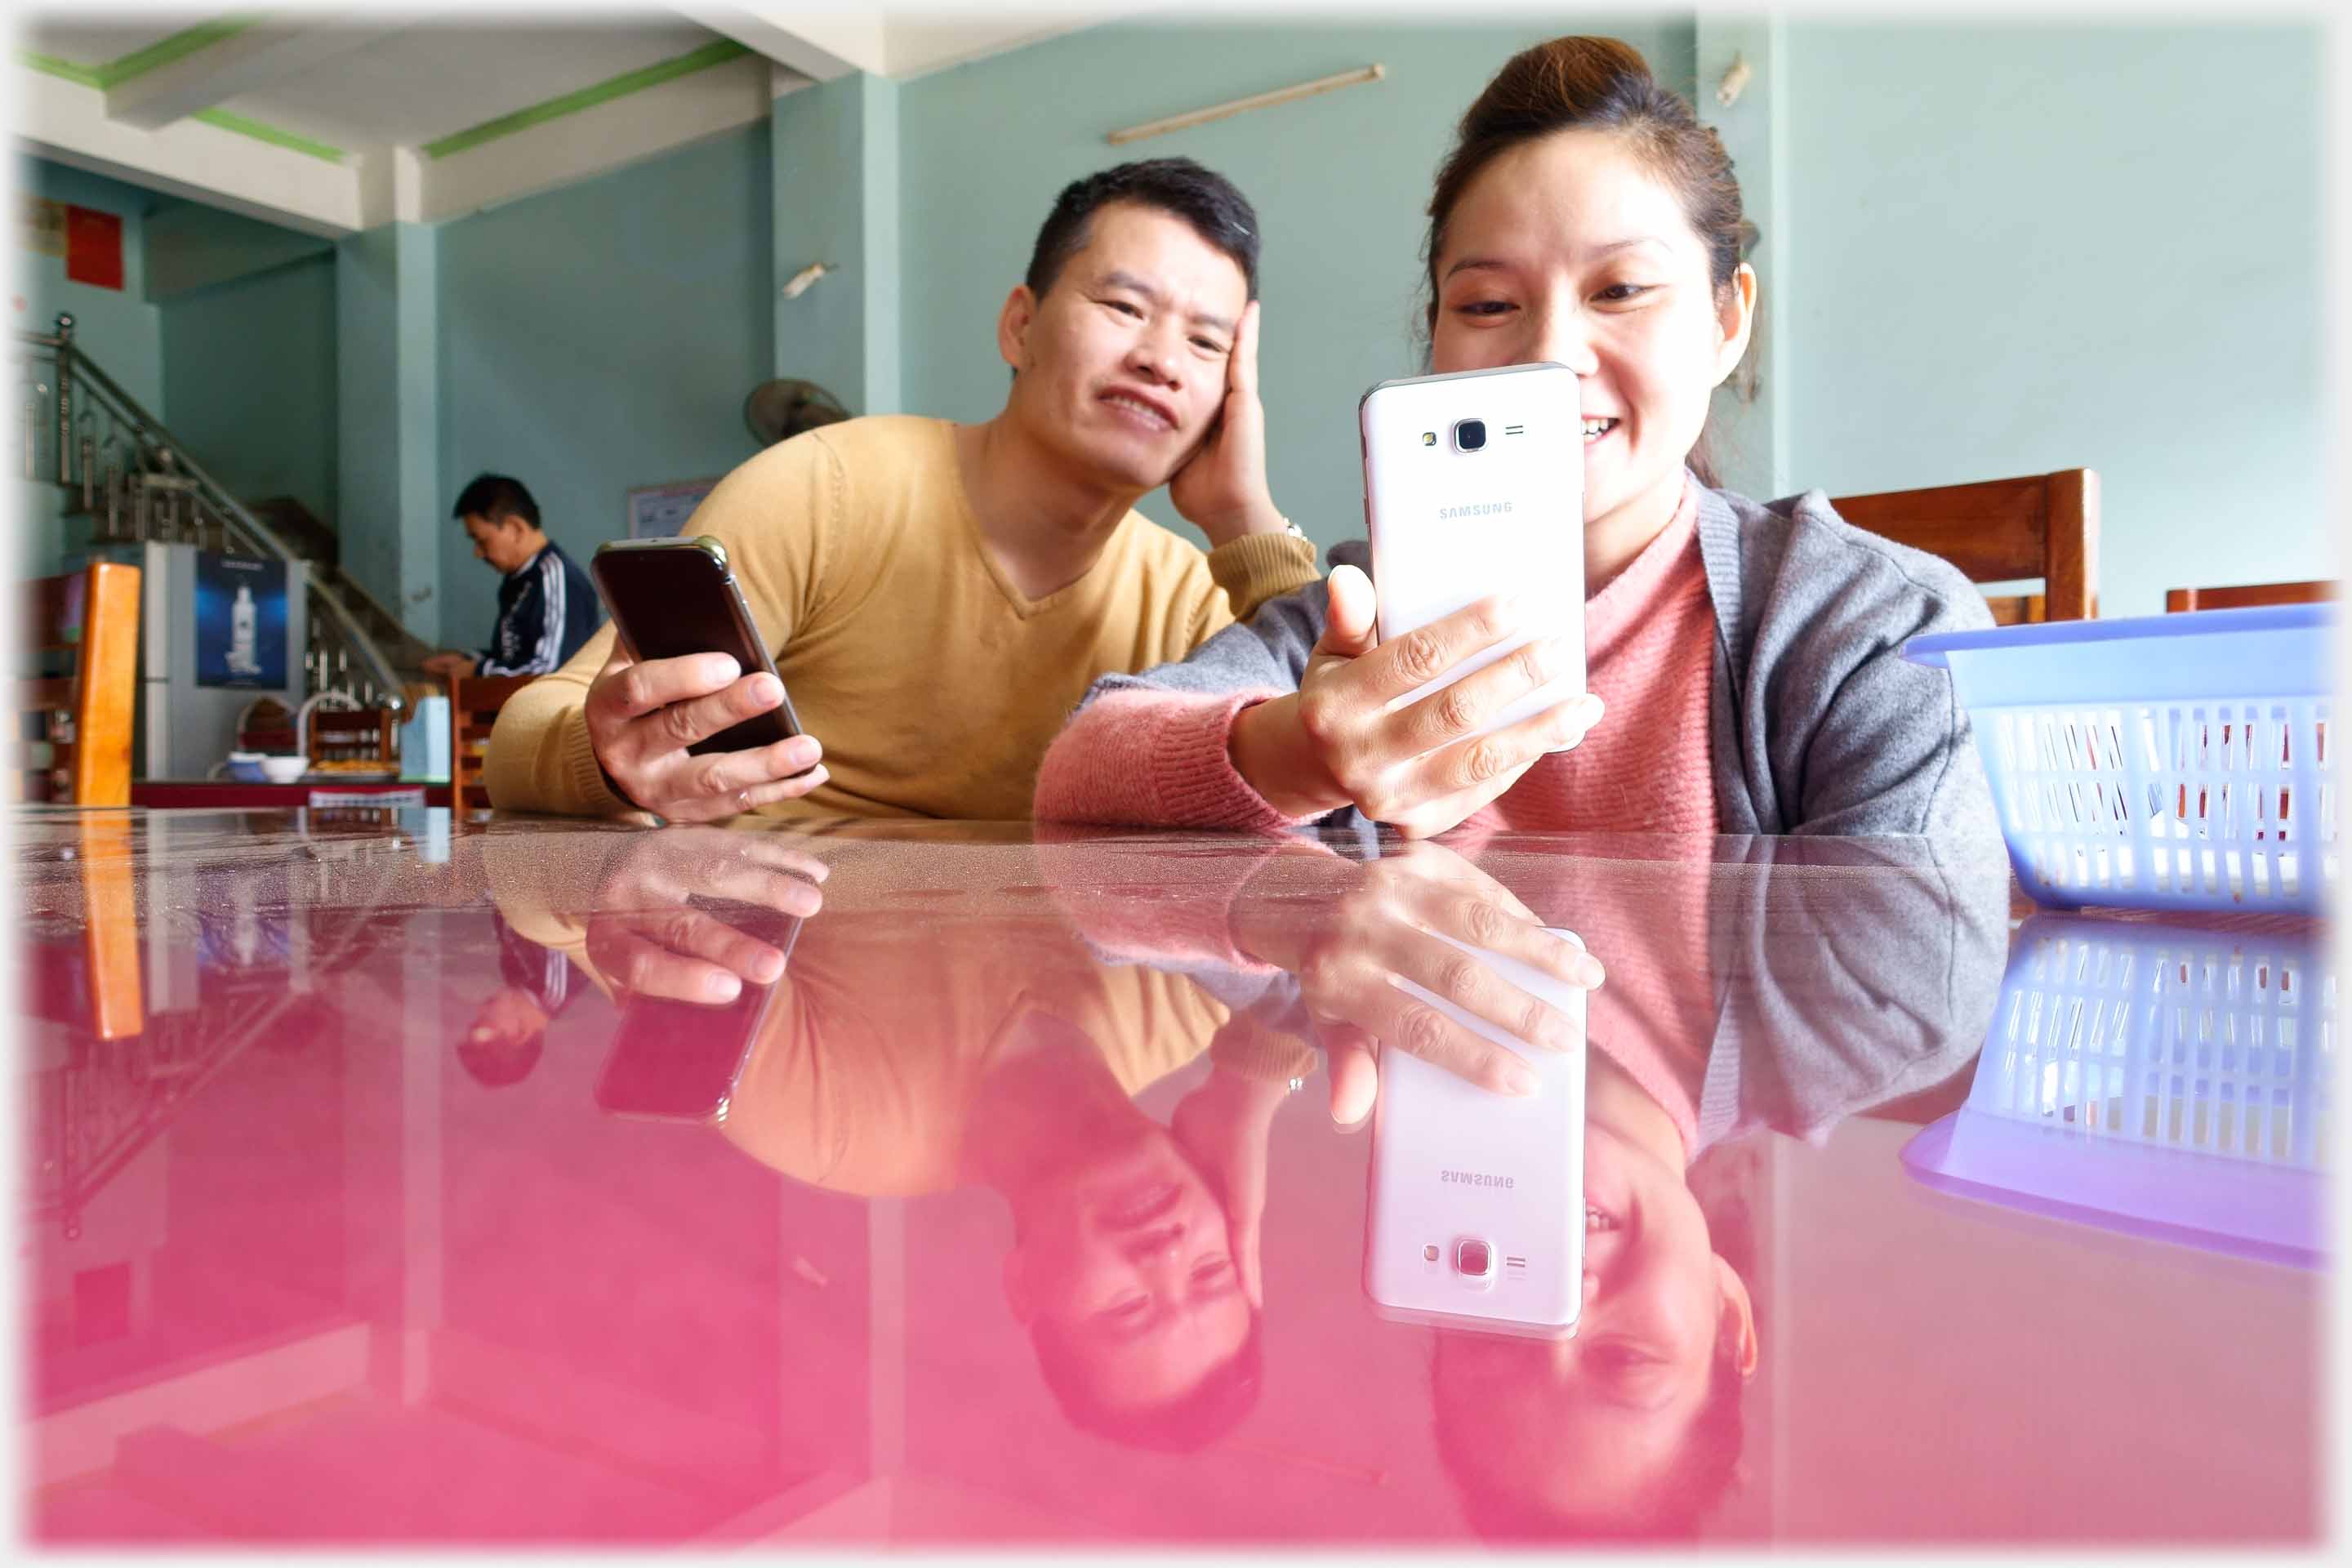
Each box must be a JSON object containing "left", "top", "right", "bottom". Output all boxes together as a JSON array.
[{"left": 16, "top": 312, "right": 421, "bottom": 712}]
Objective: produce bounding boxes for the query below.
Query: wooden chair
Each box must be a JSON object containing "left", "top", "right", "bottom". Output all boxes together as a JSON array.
[
  {"left": 1831, "top": 469, "right": 2099, "bottom": 626},
  {"left": 15, "top": 560, "right": 141, "bottom": 806},
  {"left": 449, "top": 673, "right": 537, "bottom": 813},
  {"left": 2164, "top": 580, "right": 2336, "bottom": 613}
]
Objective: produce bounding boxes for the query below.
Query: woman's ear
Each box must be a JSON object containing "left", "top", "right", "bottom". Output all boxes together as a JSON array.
[
  {"left": 1712, "top": 263, "right": 1757, "bottom": 387},
  {"left": 1713, "top": 1253, "right": 1759, "bottom": 1380}
]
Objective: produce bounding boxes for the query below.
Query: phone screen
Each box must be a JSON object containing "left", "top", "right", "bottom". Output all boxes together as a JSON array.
[
  {"left": 593, "top": 905, "right": 803, "bottom": 1121},
  {"left": 590, "top": 540, "right": 803, "bottom": 755}
]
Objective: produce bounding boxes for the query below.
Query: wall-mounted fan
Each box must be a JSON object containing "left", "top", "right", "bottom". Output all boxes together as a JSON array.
[{"left": 744, "top": 379, "right": 849, "bottom": 448}]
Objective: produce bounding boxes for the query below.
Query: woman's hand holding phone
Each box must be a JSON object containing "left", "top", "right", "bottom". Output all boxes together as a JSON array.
[
  {"left": 1226, "top": 565, "right": 1606, "bottom": 837},
  {"left": 1227, "top": 840, "right": 1605, "bottom": 1125},
  {"left": 584, "top": 643, "right": 828, "bottom": 822}
]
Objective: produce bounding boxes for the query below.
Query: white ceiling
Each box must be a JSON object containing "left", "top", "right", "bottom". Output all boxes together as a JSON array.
[
  {"left": 16, "top": 7, "right": 1102, "bottom": 235},
  {"left": 222, "top": 20, "right": 729, "bottom": 151},
  {"left": 22, "top": 18, "right": 203, "bottom": 66},
  {"left": 23, "top": 13, "right": 735, "bottom": 154}
]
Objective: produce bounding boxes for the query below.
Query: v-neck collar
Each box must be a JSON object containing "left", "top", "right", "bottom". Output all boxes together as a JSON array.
[{"left": 946, "top": 422, "right": 1128, "bottom": 621}]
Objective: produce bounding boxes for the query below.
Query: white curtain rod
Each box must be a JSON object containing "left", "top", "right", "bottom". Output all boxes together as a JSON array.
[{"left": 1106, "top": 64, "right": 1387, "bottom": 145}]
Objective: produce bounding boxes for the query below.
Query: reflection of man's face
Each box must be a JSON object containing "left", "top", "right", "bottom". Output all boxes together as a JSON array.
[
  {"left": 1431, "top": 1120, "right": 1754, "bottom": 1523},
  {"left": 1002, "top": 1125, "right": 1250, "bottom": 1410}
]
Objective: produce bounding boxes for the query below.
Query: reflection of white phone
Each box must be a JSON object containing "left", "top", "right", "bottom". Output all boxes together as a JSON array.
[
  {"left": 1360, "top": 363, "right": 1586, "bottom": 737},
  {"left": 1364, "top": 929, "right": 1587, "bottom": 1339}
]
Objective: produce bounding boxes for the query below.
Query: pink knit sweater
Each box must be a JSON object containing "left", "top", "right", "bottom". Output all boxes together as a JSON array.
[{"left": 1034, "top": 483, "right": 1716, "bottom": 835}]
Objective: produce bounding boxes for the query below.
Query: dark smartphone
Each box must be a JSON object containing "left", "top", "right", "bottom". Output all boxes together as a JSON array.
[
  {"left": 593, "top": 904, "right": 804, "bottom": 1123},
  {"left": 590, "top": 535, "right": 804, "bottom": 755}
]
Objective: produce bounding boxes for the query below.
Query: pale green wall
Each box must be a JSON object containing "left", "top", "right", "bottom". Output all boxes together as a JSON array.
[
  {"left": 897, "top": 20, "right": 1699, "bottom": 551},
  {"left": 159, "top": 253, "right": 339, "bottom": 525},
  {"left": 434, "top": 123, "right": 773, "bottom": 654},
  {"left": 773, "top": 73, "right": 900, "bottom": 415},
  {"left": 17, "top": 17, "right": 2323, "bottom": 639},
  {"left": 1780, "top": 22, "right": 2326, "bottom": 617},
  {"left": 12, "top": 158, "right": 166, "bottom": 577}
]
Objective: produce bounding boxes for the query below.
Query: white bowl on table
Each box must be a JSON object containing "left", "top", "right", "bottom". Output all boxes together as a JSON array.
[{"left": 259, "top": 755, "right": 310, "bottom": 784}]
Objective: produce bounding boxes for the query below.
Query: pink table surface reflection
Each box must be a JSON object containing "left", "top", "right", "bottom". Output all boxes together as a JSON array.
[{"left": 13, "top": 807, "right": 2329, "bottom": 1547}]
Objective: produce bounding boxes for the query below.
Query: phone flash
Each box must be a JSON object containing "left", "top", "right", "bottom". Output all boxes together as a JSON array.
[
  {"left": 1421, "top": 431, "right": 1437, "bottom": 446},
  {"left": 1423, "top": 1244, "right": 1441, "bottom": 1262}
]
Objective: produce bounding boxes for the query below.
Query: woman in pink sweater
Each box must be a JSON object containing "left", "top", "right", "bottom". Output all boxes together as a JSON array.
[{"left": 1037, "top": 36, "right": 1997, "bottom": 843}]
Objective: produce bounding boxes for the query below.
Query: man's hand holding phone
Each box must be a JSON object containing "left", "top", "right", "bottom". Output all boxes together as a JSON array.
[
  {"left": 1226, "top": 567, "right": 1606, "bottom": 837},
  {"left": 582, "top": 826, "right": 826, "bottom": 1005},
  {"left": 585, "top": 644, "right": 827, "bottom": 821}
]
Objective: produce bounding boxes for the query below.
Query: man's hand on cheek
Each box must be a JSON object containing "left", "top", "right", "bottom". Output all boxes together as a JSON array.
[{"left": 1168, "top": 300, "right": 1287, "bottom": 547}]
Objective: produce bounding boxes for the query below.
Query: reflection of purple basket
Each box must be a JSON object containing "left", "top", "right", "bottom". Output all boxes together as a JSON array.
[
  {"left": 1900, "top": 913, "right": 2332, "bottom": 1267},
  {"left": 1904, "top": 605, "right": 2336, "bottom": 912}
]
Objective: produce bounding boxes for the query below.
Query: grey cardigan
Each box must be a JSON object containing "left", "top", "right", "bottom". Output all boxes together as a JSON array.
[{"left": 1082, "top": 480, "right": 2003, "bottom": 840}]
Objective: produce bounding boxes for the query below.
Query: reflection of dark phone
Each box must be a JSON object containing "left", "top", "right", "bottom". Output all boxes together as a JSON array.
[
  {"left": 590, "top": 535, "right": 804, "bottom": 756},
  {"left": 593, "top": 906, "right": 804, "bottom": 1123}
]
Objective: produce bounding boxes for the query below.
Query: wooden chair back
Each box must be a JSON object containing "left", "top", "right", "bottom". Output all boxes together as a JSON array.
[
  {"left": 78, "top": 815, "right": 145, "bottom": 1040},
  {"left": 2164, "top": 580, "right": 2336, "bottom": 613},
  {"left": 15, "top": 561, "right": 141, "bottom": 806},
  {"left": 449, "top": 674, "right": 537, "bottom": 813},
  {"left": 1830, "top": 469, "right": 2099, "bottom": 626}
]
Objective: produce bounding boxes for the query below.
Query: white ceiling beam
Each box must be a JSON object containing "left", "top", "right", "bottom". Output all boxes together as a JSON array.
[
  {"left": 662, "top": 4, "right": 884, "bottom": 83},
  {"left": 17, "top": 69, "right": 363, "bottom": 237},
  {"left": 415, "top": 52, "right": 773, "bottom": 225},
  {"left": 103, "top": 20, "right": 413, "bottom": 132}
]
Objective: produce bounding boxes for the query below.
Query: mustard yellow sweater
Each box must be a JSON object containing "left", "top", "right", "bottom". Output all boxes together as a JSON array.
[{"left": 485, "top": 415, "right": 1321, "bottom": 822}]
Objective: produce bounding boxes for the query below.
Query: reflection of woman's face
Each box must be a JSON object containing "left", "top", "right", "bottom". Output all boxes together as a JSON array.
[
  {"left": 1430, "top": 127, "right": 1751, "bottom": 539},
  {"left": 1430, "top": 1114, "right": 1753, "bottom": 1521}
]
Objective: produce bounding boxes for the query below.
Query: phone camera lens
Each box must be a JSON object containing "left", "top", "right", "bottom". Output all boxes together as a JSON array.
[
  {"left": 1456, "top": 1238, "right": 1494, "bottom": 1277},
  {"left": 1454, "top": 419, "right": 1487, "bottom": 452}
]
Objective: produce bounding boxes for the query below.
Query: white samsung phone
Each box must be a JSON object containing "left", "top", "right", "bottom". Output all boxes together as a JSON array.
[
  {"left": 1363, "top": 928, "right": 1588, "bottom": 1339},
  {"left": 1359, "top": 363, "right": 1586, "bottom": 736}
]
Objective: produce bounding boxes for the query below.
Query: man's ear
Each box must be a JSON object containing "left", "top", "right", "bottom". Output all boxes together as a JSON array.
[
  {"left": 1713, "top": 1253, "right": 1758, "bottom": 1381},
  {"left": 1000, "top": 1245, "right": 1037, "bottom": 1325},
  {"left": 997, "top": 283, "right": 1040, "bottom": 374}
]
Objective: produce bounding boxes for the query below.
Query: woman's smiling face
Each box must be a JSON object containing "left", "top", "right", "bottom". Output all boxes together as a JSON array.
[{"left": 1430, "top": 127, "right": 1754, "bottom": 540}]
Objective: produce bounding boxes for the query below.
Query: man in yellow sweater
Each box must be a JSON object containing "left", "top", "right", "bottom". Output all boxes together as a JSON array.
[{"left": 487, "top": 158, "right": 1319, "bottom": 822}]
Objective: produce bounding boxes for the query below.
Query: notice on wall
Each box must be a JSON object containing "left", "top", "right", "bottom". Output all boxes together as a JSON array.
[
  {"left": 20, "top": 195, "right": 66, "bottom": 258},
  {"left": 195, "top": 552, "right": 289, "bottom": 689},
  {"left": 626, "top": 478, "right": 720, "bottom": 539},
  {"left": 64, "top": 204, "right": 123, "bottom": 290}
]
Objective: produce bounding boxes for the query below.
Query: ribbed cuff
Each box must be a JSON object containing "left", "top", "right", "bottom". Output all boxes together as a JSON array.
[
  {"left": 1035, "top": 688, "right": 1313, "bottom": 831},
  {"left": 560, "top": 713, "right": 635, "bottom": 817},
  {"left": 1151, "top": 691, "right": 1303, "bottom": 831},
  {"left": 1206, "top": 530, "right": 1319, "bottom": 620}
]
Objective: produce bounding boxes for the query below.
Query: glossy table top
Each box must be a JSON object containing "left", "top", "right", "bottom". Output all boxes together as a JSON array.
[{"left": 13, "top": 807, "right": 2332, "bottom": 1546}]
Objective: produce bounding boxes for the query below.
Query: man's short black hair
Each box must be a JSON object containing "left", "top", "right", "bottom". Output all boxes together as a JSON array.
[
  {"left": 457, "top": 1025, "right": 545, "bottom": 1089},
  {"left": 453, "top": 474, "right": 540, "bottom": 530},
  {"left": 1023, "top": 157, "right": 1261, "bottom": 305}
]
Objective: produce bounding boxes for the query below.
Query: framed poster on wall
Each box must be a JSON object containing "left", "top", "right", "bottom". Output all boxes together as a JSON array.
[
  {"left": 626, "top": 478, "right": 721, "bottom": 540},
  {"left": 194, "top": 552, "right": 289, "bottom": 688}
]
